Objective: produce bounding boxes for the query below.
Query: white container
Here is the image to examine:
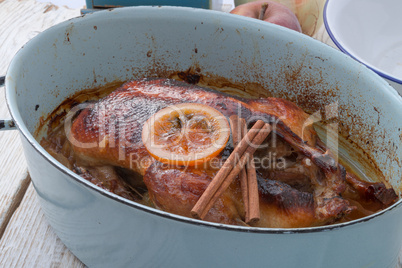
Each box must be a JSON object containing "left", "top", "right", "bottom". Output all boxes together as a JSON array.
[{"left": 324, "top": 0, "right": 402, "bottom": 95}]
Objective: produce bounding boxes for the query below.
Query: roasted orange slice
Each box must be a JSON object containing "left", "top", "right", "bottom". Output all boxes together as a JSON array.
[{"left": 142, "top": 103, "right": 230, "bottom": 166}]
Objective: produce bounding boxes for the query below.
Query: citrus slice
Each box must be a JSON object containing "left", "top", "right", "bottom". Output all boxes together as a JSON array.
[{"left": 142, "top": 103, "right": 230, "bottom": 166}]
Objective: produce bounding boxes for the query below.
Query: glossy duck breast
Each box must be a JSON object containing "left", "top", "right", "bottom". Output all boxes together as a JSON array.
[{"left": 41, "top": 78, "right": 397, "bottom": 228}]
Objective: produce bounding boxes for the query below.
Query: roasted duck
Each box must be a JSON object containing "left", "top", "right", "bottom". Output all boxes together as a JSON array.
[{"left": 41, "top": 78, "right": 398, "bottom": 228}]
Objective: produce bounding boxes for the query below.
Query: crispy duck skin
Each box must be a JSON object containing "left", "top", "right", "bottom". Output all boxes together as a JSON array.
[
  {"left": 69, "top": 78, "right": 317, "bottom": 175},
  {"left": 144, "top": 161, "right": 243, "bottom": 225},
  {"left": 257, "top": 178, "right": 316, "bottom": 228},
  {"left": 70, "top": 78, "right": 358, "bottom": 227}
]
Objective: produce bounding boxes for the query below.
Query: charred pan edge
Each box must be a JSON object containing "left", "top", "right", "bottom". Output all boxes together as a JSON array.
[{"left": 21, "top": 130, "right": 401, "bottom": 234}]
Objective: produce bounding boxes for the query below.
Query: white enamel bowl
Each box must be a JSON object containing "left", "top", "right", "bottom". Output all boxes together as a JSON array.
[
  {"left": 4, "top": 6, "right": 402, "bottom": 268},
  {"left": 324, "top": 0, "right": 402, "bottom": 95}
]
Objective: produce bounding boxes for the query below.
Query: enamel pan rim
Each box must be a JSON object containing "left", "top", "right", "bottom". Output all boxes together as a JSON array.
[{"left": 6, "top": 5, "right": 402, "bottom": 235}]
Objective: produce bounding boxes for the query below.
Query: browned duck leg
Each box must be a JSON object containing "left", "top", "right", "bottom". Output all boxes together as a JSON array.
[{"left": 275, "top": 123, "right": 354, "bottom": 223}]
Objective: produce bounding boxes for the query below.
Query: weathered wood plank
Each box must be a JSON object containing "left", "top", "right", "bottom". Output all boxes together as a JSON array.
[
  {"left": 0, "top": 0, "right": 81, "bottom": 231},
  {"left": 0, "top": 0, "right": 80, "bottom": 75},
  {"left": 0, "top": 67, "right": 30, "bottom": 236},
  {"left": 0, "top": 0, "right": 83, "bottom": 265},
  {"left": 0, "top": 182, "right": 84, "bottom": 267}
]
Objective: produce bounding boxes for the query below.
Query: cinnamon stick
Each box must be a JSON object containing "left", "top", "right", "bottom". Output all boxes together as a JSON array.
[
  {"left": 191, "top": 121, "right": 271, "bottom": 220},
  {"left": 228, "top": 116, "right": 260, "bottom": 224},
  {"left": 230, "top": 116, "right": 249, "bottom": 220},
  {"left": 191, "top": 120, "right": 265, "bottom": 219},
  {"left": 198, "top": 123, "right": 271, "bottom": 219},
  {"left": 246, "top": 153, "right": 260, "bottom": 224},
  {"left": 235, "top": 116, "right": 260, "bottom": 224}
]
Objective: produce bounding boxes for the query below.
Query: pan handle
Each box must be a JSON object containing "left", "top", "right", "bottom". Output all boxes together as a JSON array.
[{"left": 0, "top": 76, "right": 17, "bottom": 131}]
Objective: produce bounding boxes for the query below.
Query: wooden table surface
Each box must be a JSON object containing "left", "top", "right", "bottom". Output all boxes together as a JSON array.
[
  {"left": 0, "top": 0, "right": 84, "bottom": 266},
  {"left": 0, "top": 0, "right": 400, "bottom": 267}
]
